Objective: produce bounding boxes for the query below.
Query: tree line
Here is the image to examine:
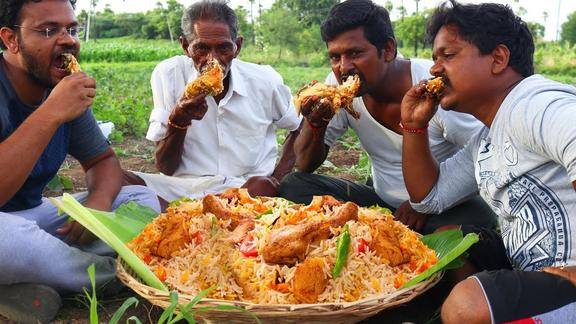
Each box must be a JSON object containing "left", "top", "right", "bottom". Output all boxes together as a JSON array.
[{"left": 78, "top": 0, "right": 576, "bottom": 57}]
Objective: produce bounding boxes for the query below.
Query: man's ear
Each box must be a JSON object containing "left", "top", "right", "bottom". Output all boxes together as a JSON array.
[
  {"left": 179, "top": 35, "right": 191, "bottom": 58},
  {"left": 491, "top": 44, "right": 510, "bottom": 75},
  {"left": 382, "top": 37, "right": 397, "bottom": 62},
  {"left": 234, "top": 36, "right": 243, "bottom": 58},
  {"left": 0, "top": 27, "right": 19, "bottom": 53}
]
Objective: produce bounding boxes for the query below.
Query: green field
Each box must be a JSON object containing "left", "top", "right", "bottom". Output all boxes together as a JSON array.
[
  {"left": 81, "top": 39, "right": 576, "bottom": 140},
  {"left": 84, "top": 61, "right": 330, "bottom": 140}
]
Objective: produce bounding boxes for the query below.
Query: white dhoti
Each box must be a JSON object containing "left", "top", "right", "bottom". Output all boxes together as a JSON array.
[{"left": 133, "top": 172, "right": 247, "bottom": 202}]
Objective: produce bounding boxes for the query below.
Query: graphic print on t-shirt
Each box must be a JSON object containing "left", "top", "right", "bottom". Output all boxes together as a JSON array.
[{"left": 477, "top": 139, "right": 571, "bottom": 270}]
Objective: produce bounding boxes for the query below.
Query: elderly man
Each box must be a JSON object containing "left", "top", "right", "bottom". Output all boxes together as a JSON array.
[
  {"left": 279, "top": 0, "right": 495, "bottom": 234},
  {"left": 0, "top": 0, "right": 160, "bottom": 322},
  {"left": 401, "top": 1, "right": 576, "bottom": 323},
  {"left": 124, "top": 0, "right": 301, "bottom": 204}
]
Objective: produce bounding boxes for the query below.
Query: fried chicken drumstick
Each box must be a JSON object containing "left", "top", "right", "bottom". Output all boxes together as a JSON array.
[
  {"left": 293, "top": 75, "right": 361, "bottom": 119},
  {"left": 183, "top": 58, "right": 224, "bottom": 99}
]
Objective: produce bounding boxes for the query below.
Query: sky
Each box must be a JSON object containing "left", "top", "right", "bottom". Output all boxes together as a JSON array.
[{"left": 74, "top": 0, "right": 576, "bottom": 41}]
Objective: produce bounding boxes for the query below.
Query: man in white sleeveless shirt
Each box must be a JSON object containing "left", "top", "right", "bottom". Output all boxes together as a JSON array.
[{"left": 279, "top": 0, "right": 495, "bottom": 234}]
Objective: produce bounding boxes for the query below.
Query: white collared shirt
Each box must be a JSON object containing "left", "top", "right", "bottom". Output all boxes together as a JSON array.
[{"left": 147, "top": 56, "right": 301, "bottom": 178}]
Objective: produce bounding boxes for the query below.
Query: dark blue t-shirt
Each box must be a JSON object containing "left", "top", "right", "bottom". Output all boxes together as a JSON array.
[{"left": 0, "top": 57, "right": 110, "bottom": 212}]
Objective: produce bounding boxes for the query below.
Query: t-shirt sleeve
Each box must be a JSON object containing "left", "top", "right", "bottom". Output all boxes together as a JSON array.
[
  {"left": 146, "top": 63, "right": 176, "bottom": 142},
  {"left": 521, "top": 94, "right": 576, "bottom": 181},
  {"left": 271, "top": 82, "right": 301, "bottom": 131},
  {"left": 68, "top": 109, "right": 110, "bottom": 162},
  {"left": 410, "top": 133, "right": 481, "bottom": 214},
  {"left": 433, "top": 109, "right": 486, "bottom": 147}
]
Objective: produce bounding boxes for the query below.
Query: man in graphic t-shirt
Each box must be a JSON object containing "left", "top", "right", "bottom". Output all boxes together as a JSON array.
[{"left": 401, "top": 1, "right": 576, "bottom": 323}]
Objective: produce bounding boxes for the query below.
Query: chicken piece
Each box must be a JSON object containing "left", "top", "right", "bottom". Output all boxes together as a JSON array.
[
  {"left": 229, "top": 219, "right": 255, "bottom": 244},
  {"left": 154, "top": 213, "right": 191, "bottom": 258},
  {"left": 219, "top": 188, "right": 257, "bottom": 204},
  {"left": 316, "top": 202, "right": 359, "bottom": 240},
  {"left": 263, "top": 202, "right": 359, "bottom": 265},
  {"left": 183, "top": 58, "right": 224, "bottom": 99},
  {"left": 217, "top": 188, "right": 268, "bottom": 213},
  {"left": 369, "top": 220, "right": 408, "bottom": 266},
  {"left": 306, "top": 195, "right": 343, "bottom": 212},
  {"left": 62, "top": 53, "right": 81, "bottom": 73},
  {"left": 202, "top": 194, "right": 253, "bottom": 228},
  {"left": 293, "top": 75, "right": 361, "bottom": 119},
  {"left": 293, "top": 257, "right": 328, "bottom": 303},
  {"left": 425, "top": 77, "right": 445, "bottom": 97},
  {"left": 262, "top": 221, "right": 322, "bottom": 265}
]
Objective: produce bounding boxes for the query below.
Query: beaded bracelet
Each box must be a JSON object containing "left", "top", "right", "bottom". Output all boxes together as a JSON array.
[{"left": 167, "top": 118, "right": 190, "bottom": 130}]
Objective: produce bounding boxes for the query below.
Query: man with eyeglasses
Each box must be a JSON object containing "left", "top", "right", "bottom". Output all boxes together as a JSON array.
[
  {"left": 123, "top": 0, "right": 301, "bottom": 205},
  {"left": 0, "top": 0, "right": 160, "bottom": 322}
]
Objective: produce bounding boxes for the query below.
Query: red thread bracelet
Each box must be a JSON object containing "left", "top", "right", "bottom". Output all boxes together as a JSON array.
[{"left": 399, "top": 121, "right": 428, "bottom": 134}]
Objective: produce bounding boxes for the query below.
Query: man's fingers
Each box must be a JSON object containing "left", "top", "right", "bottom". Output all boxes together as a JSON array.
[
  {"left": 55, "top": 221, "right": 73, "bottom": 235},
  {"left": 66, "top": 223, "right": 84, "bottom": 244},
  {"left": 415, "top": 217, "right": 427, "bottom": 232},
  {"left": 86, "top": 88, "right": 96, "bottom": 98},
  {"left": 78, "top": 231, "right": 97, "bottom": 245}
]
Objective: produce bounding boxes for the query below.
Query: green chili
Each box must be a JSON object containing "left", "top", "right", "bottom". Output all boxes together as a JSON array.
[{"left": 332, "top": 224, "right": 351, "bottom": 278}]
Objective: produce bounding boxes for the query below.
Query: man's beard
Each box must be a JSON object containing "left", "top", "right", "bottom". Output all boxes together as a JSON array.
[{"left": 19, "top": 40, "right": 55, "bottom": 88}]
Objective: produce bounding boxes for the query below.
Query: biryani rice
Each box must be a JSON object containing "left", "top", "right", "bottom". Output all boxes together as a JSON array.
[{"left": 129, "top": 196, "right": 437, "bottom": 304}]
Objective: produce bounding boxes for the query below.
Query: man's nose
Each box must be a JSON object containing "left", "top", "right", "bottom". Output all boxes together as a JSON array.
[
  {"left": 56, "top": 29, "right": 77, "bottom": 46},
  {"left": 430, "top": 61, "right": 443, "bottom": 76},
  {"left": 339, "top": 56, "right": 354, "bottom": 75}
]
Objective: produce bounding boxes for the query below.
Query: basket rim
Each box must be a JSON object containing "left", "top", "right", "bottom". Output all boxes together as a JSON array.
[{"left": 116, "top": 257, "right": 442, "bottom": 312}]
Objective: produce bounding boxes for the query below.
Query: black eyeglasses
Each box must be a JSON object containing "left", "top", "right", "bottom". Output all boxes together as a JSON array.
[{"left": 12, "top": 25, "right": 84, "bottom": 39}]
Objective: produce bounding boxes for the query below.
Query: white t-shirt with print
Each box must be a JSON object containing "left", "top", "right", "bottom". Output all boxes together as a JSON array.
[
  {"left": 412, "top": 75, "right": 576, "bottom": 270},
  {"left": 324, "top": 58, "right": 485, "bottom": 208}
]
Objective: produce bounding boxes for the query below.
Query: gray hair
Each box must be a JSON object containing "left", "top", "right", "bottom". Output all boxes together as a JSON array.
[{"left": 181, "top": 0, "right": 238, "bottom": 40}]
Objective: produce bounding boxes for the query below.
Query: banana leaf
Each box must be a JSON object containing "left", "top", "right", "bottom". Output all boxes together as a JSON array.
[
  {"left": 401, "top": 229, "right": 479, "bottom": 289},
  {"left": 50, "top": 194, "right": 167, "bottom": 291},
  {"left": 89, "top": 202, "right": 157, "bottom": 243}
]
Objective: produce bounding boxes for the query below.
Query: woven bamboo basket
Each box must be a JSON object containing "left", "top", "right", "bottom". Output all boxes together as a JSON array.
[{"left": 116, "top": 259, "right": 442, "bottom": 323}]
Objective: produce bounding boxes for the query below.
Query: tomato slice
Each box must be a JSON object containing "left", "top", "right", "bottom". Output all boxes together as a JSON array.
[
  {"left": 357, "top": 238, "right": 368, "bottom": 254},
  {"left": 239, "top": 234, "right": 258, "bottom": 257},
  {"left": 191, "top": 230, "right": 203, "bottom": 245}
]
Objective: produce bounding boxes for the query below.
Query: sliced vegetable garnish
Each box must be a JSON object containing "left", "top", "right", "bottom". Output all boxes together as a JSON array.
[
  {"left": 401, "top": 230, "right": 479, "bottom": 289},
  {"left": 239, "top": 234, "right": 259, "bottom": 257},
  {"left": 256, "top": 209, "right": 273, "bottom": 219},
  {"left": 168, "top": 197, "right": 193, "bottom": 207},
  {"left": 332, "top": 224, "right": 351, "bottom": 278}
]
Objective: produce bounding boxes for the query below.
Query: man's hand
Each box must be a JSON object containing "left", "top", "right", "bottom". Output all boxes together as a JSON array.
[
  {"left": 242, "top": 176, "right": 280, "bottom": 197},
  {"left": 56, "top": 220, "right": 96, "bottom": 245},
  {"left": 394, "top": 201, "right": 429, "bottom": 232},
  {"left": 400, "top": 80, "right": 439, "bottom": 128},
  {"left": 543, "top": 266, "right": 576, "bottom": 286},
  {"left": 40, "top": 72, "right": 96, "bottom": 123},
  {"left": 301, "top": 94, "right": 334, "bottom": 128},
  {"left": 169, "top": 94, "right": 208, "bottom": 126}
]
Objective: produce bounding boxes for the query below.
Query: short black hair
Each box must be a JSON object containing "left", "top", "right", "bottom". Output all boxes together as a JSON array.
[
  {"left": 0, "top": 0, "right": 77, "bottom": 50},
  {"left": 320, "top": 0, "right": 396, "bottom": 57},
  {"left": 181, "top": 0, "right": 237, "bottom": 41},
  {"left": 427, "top": 0, "right": 534, "bottom": 77}
]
